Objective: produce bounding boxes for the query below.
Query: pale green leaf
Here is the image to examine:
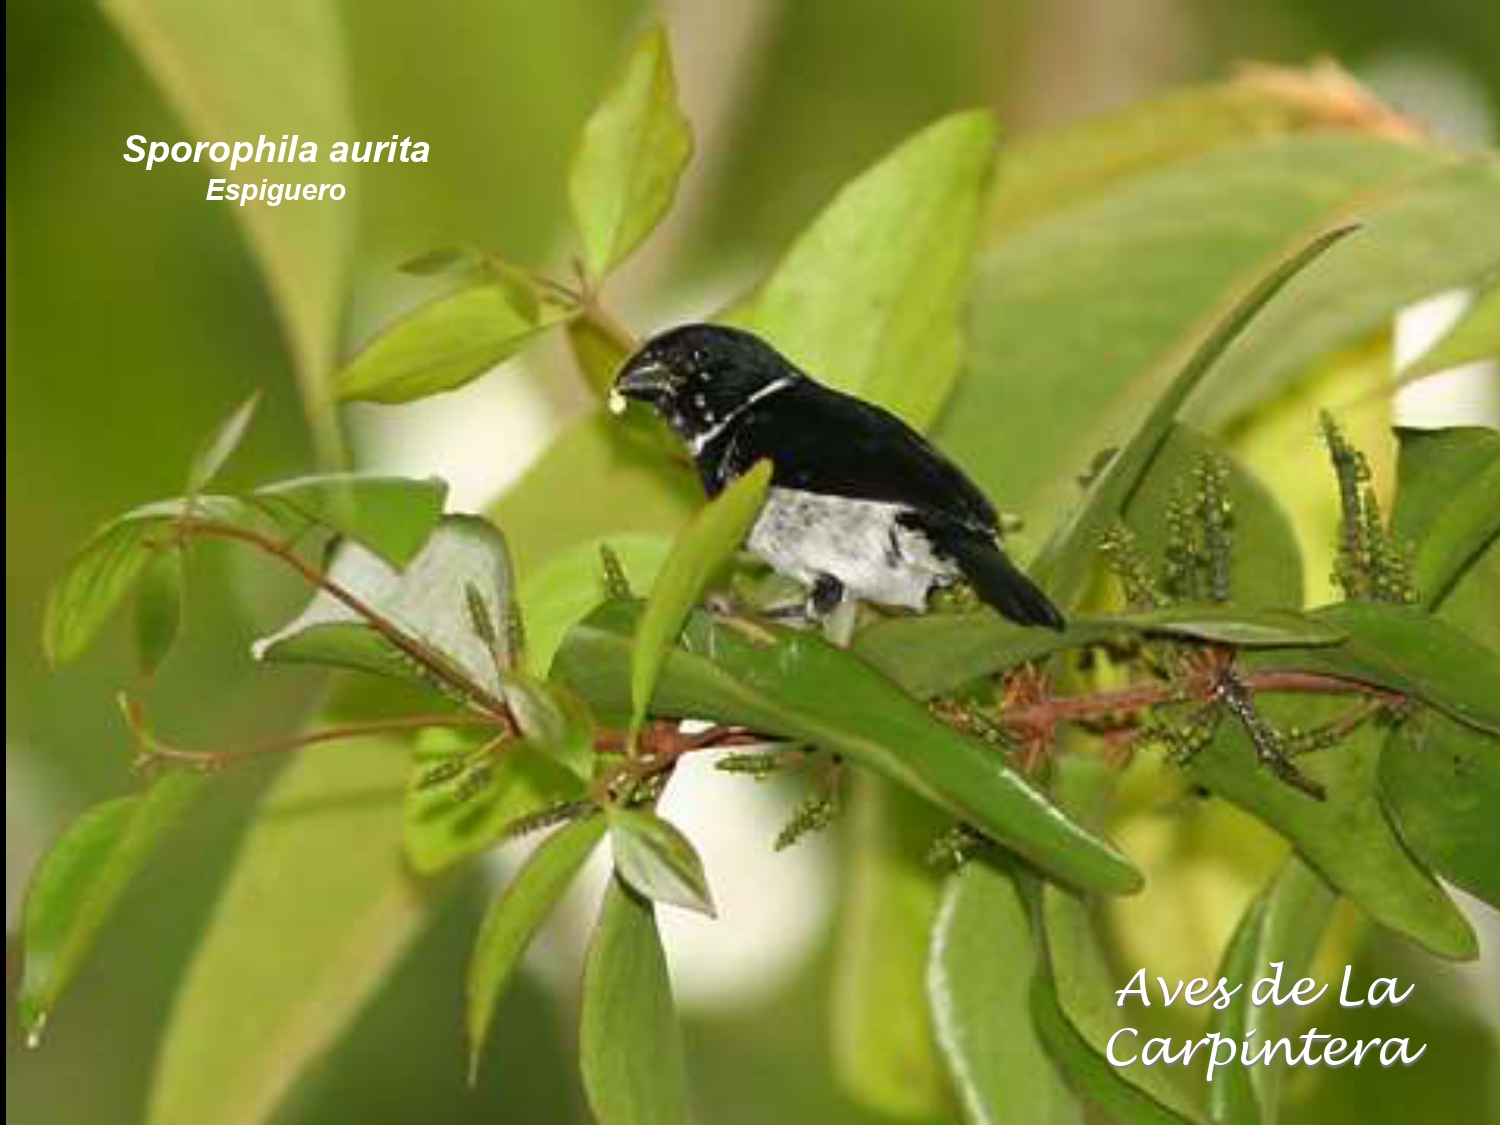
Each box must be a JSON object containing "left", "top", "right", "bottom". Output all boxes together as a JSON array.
[
  {"left": 727, "top": 110, "right": 996, "bottom": 429},
  {"left": 146, "top": 740, "right": 432, "bottom": 1125},
  {"left": 18, "top": 770, "right": 203, "bottom": 1044},
  {"left": 467, "top": 815, "right": 606, "bottom": 1082},
  {"left": 629, "top": 461, "right": 771, "bottom": 737},
  {"left": 568, "top": 25, "right": 693, "bottom": 281},
  {"left": 579, "top": 879, "right": 691, "bottom": 1125},
  {"left": 832, "top": 778, "right": 952, "bottom": 1119},
  {"left": 102, "top": 0, "right": 355, "bottom": 465},
  {"left": 335, "top": 283, "right": 567, "bottom": 405},
  {"left": 188, "top": 392, "right": 261, "bottom": 494},
  {"left": 608, "top": 807, "right": 715, "bottom": 916}
]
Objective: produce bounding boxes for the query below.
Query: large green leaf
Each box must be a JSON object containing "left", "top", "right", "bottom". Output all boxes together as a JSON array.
[
  {"left": 1039, "top": 757, "right": 1205, "bottom": 1122},
  {"left": 44, "top": 475, "right": 446, "bottom": 666},
  {"left": 1185, "top": 709, "right": 1474, "bottom": 960},
  {"left": 928, "top": 858, "right": 1080, "bottom": 1125},
  {"left": 607, "top": 807, "right": 715, "bottom": 916},
  {"left": 726, "top": 110, "right": 996, "bottom": 430},
  {"left": 554, "top": 601, "right": 1142, "bottom": 895},
  {"left": 938, "top": 137, "right": 1492, "bottom": 544},
  {"left": 466, "top": 814, "right": 606, "bottom": 1081},
  {"left": 253, "top": 514, "right": 514, "bottom": 699},
  {"left": 1245, "top": 602, "right": 1500, "bottom": 736},
  {"left": 832, "top": 778, "right": 952, "bottom": 1119},
  {"left": 855, "top": 605, "right": 1342, "bottom": 702},
  {"left": 568, "top": 25, "right": 693, "bottom": 282},
  {"left": 1207, "top": 857, "right": 1336, "bottom": 1125},
  {"left": 1388, "top": 426, "right": 1500, "bottom": 607},
  {"left": 1028, "top": 225, "right": 1356, "bottom": 608},
  {"left": 579, "top": 879, "right": 691, "bottom": 1125},
  {"left": 334, "top": 281, "right": 568, "bottom": 404},
  {"left": 102, "top": 0, "right": 354, "bottom": 464},
  {"left": 630, "top": 462, "right": 771, "bottom": 737},
  {"left": 18, "top": 770, "right": 204, "bottom": 1044},
  {"left": 1178, "top": 598, "right": 1492, "bottom": 957},
  {"left": 1382, "top": 432, "right": 1500, "bottom": 908},
  {"left": 987, "top": 64, "right": 1418, "bottom": 239},
  {"left": 1031, "top": 974, "right": 1196, "bottom": 1125},
  {"left": 146, "top": 740, "right": 433, "bottom": 1125},
  {"left": 1202, "top": 157, "right": 1500, "bottom": 422}
]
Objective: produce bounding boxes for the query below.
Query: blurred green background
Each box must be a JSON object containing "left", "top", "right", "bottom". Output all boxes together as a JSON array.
[{"left": 7, "top": 2, "right": 1498, "bottom": 1123}]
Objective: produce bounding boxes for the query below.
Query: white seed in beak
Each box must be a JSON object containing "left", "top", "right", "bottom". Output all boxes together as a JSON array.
[{"left": 608, "top": 389, "right": 628, "bottom": 415}]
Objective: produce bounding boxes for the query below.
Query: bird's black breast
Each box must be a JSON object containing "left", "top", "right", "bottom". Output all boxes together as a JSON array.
[{"left": 696, "top": 379, "right": 998, "bottom": 534}]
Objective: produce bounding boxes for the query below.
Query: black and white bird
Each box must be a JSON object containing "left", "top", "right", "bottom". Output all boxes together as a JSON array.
[{"left": 612, "top": 323, "right": 1064, "bottom": 630}]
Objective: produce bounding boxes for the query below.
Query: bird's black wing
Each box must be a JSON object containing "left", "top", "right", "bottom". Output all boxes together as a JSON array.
[{"left": 704, "top": 379, "right": 998, "bottom": 532}]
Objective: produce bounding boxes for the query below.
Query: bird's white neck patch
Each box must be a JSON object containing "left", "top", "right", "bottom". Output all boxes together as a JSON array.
[{"left": 688, "top": 376, "right": 795, "bottom": 454}]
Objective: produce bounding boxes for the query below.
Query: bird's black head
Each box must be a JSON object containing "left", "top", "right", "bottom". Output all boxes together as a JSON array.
[{"left": 613, "top": 324, "right": 799, "bottom": 450}]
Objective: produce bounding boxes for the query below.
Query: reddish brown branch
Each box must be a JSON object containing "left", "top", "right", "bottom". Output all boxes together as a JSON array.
[{"left": 130, "top": 709, "right": 501, "bottom": 772}]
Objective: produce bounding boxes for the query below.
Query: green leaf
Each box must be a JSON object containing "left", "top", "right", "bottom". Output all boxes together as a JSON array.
[
  {"left": 855, "top": 604, "right": 1342, "bottom": 702},
  {"left": 1247, "top": 602, "right": 1500, "bottom": 736},
  {"left": 607, "top": 807, "right": 715, "bottom": 916},
  {"left": 254, "top": 514, "right": 512, "bottom": 698},
  {"left": 467, "top": 814, "right": 606, "bottom": 1082},
  {"left": 554, "top": 601, "right": 1142, "bottom": 895},
  {"left": 515, "top": 532, "right": 671, "bottom": 676},
  {"left": 1204, "top": 158, "right": 1500, "bottom": 422},
  {"left": 1389, "top": 426, "right": 1500, "bottom": 607},
  {"left": 1380, "top": 711, "right": 1500, "bottom": 910},
  {"left": 1039, "top": 757, "right": 1206, "bottom": 1121},
  {"left": 334, "top": 282, "right": 568, "bottom": 405},
  {"left": 403, "top": 731, "right": 585, "bottom": 876},
  {"left": 18, "top": 769, "right": 203, "bottom": 1044},
  {"left": 102, "top": 0, "right": 354, "bottom": 465},
  {"left": 579, "top": 879, "right": 691, "bottom": 1125},
  {"left": 1185, "top": 707, "right": 1475, "bottom": 960},
  {"left": 187, "top": 391, "right": 260, "bottom": 494},
  {"left": 247, "top": 473, "right": 448, "bottom": 567},
  {"left": 568, "top": 25, "right": 693, "bottom": 281},
  {"left": 629, "top": 461, "right": 771, "bottom": 738},
  {"left": 1383, "top": 449, "right": 1500, "bottom": 909},
  {"left": 1207, "top": 857, "right": 1336, "bottom": 1125},
  {"left": 1031, "top": 974, "right": 1196, "bottom": 1125},
  {"left": 134, "top": 547, "right": 184, "bottom": 678},
  {"left": 939, "top": 137, "right": 1489, "bottom": 545},
  {"left": 1404, "top": 280, "right": 1500, "bottom": 379},
  {"left": 987, "top": 64, "right": 1416, "bottom": 239},
  {"left": 726, "top": 110, "right": 996, "bottom": 429},
  {"left": 146, "top": 739, "right": 432, "bottom": 1125},
  {"left": 928, "top": 858, "right": 1081, "bottom": 1125},
  {"left": 44, "top": 474, "right": 445, "bottom": 666},
  {"left": 832, "top": 778, "right": 952, "bottom": 1119},
  {"left": 1029, "top": 225, "right": 1357, "bottom": 609}
]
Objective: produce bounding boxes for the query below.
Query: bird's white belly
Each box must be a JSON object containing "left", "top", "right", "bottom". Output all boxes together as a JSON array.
[{"left": 746, "top": 487, "right": 956, "bottom": 610}]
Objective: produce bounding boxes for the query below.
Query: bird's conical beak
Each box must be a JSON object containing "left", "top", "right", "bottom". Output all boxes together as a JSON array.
[
  {"left": 613, "top": 357, "right": 670, "bottom": 400},
  {"left": 610, "top": 355, "right": 671, "bottom": 415}
]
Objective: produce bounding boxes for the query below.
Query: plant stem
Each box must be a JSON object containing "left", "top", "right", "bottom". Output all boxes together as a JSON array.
[{"left": 135, "top": 713, "right": 501, "bottom": 771}]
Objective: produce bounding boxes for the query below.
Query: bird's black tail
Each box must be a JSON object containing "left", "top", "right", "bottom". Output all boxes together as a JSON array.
[{"left": 936, "top": 528, "right": 1065, "bottom": 630}]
